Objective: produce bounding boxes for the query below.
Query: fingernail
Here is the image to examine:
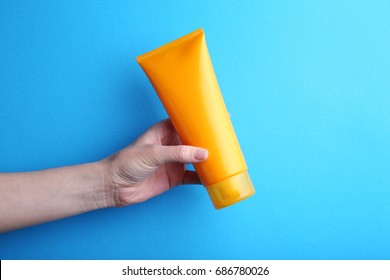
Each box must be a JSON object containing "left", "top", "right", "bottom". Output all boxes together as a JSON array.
[{"left": 194, "top": 149, "right": 208, "bottom": 161}]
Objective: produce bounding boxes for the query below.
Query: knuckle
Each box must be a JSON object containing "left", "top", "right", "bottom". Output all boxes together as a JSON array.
[{"left": 175, "top": 145, "right": 188, "bottom": 161}]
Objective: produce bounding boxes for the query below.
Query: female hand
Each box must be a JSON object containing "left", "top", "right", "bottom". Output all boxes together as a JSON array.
[{"left": 103, "top": 119, "right": 208, "bottom": 206}]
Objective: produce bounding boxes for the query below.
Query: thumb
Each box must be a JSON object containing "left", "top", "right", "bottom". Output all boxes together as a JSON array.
[{"left": 152, "top": 145, "right": 208, "bottom": 165}]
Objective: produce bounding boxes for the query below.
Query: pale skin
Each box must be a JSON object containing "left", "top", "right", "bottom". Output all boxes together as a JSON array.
[{"left": 0, "top": 120, "right": 208, "bottom": 233}]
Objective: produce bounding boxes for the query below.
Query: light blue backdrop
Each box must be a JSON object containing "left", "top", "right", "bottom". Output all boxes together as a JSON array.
[{"left": 1, "top": 0, "right": 389, "bottom": 259}]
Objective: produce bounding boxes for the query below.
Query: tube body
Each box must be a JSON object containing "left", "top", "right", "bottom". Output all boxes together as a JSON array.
[{"left": 137, "top": 28, "right": 255, "bottom": 209}]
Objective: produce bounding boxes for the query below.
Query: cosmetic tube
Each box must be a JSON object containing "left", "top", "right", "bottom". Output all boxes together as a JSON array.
[{"left": 137, "top": 28, "right": 255, "bottom": 209}]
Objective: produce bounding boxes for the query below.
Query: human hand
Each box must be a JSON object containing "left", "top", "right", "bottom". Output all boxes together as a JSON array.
[{"left": 102, "top": 119, "right": 208, "bottom": 207}]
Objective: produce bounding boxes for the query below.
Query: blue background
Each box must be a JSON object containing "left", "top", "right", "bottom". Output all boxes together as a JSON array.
[{"left": 1, "top": 0, "right": 389, "bottom": 259}]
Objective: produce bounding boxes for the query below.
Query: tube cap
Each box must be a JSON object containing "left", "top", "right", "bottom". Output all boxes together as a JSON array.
[{"left": 206, "top": 171, "right": 255, "bottom": 209}]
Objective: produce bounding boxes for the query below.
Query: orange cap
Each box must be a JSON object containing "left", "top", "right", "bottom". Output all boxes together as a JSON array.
[{"left": 206, "top": 171, "right": 255, "bottom": 209}]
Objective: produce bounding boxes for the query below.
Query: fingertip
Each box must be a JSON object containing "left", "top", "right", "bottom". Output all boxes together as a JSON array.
[{"left": 194, "top": 148, "right": 208, "bottom": 161}]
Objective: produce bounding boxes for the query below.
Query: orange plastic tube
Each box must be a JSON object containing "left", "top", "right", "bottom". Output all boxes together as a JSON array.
[{"left": 136, "top": 28, "right": 255, "bottom": 209}]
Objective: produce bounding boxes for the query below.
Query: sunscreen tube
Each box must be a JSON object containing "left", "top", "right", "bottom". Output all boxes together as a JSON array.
[{"left": 136, "top": 28, "right": 255, "bottom": 209}]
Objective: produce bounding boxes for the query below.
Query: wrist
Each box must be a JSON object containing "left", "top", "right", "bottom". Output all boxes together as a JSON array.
[{"left": 85, "top": 161, "right": 117, "bottom": 210}]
